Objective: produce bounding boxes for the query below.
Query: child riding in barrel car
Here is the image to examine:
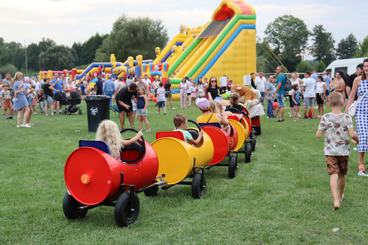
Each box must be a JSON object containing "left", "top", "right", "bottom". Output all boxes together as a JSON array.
[
  {"left": 96, "top": 120, "right": 143, "bottom": 160},
  {"left": 196, "top": 98, "right": 231, "bottom": 133},
  {"left": 173, "top": 114, "right": 203, "bottom": 146}
]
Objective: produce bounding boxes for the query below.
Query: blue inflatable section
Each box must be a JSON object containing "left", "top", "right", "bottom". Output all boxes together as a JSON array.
[
  {"left": 160, "top": 42, "right": 184, "bottom": 63},
  {"left": 76, "top": 63, "right": 123, "bottom": 80}
]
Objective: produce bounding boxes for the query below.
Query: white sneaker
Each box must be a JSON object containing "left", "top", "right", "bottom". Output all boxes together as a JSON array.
[
  {"left": 23, "top": 124, "right": 31, "bottom": 128},
  {"left": 357, "top": 171, "right": 368, "bottom": 177},
  {"left": 16, "top": 125, "right": 22, "bottom": 128}
]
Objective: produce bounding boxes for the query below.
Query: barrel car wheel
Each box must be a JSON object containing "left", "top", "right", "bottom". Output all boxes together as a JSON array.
[
  {"left": 251, "top": 130, "right": 256, "bottom": 152},
  {"left": 245, "top": 142, "right": 252, "bottom": 163},
  {"left": 114, "top": 192, "right": 140, "bottom": 227},
  {"left": 191, "top": 172, "right": 206, "bottom": 199},
  {"left": 63, "top": 193, "right": 88, "bottom": 219},
  {"left": 228, "top": 154, "right": 237, "bottom": 179}
]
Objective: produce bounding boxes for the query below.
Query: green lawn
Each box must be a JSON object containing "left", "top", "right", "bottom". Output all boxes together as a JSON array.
[{"left": 1, "top": 102, "right": 367, "bottom": 244}]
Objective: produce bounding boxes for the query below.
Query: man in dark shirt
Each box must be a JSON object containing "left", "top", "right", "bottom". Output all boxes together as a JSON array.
[
  {"left": 347, "top": 63, "right": 363, "bottom": 97},
  {"left": 116, "top": 83, "right": 138, "bottom": 129},
  {"left": 96, "top": 77, "right": 104, "bottom": 95}
]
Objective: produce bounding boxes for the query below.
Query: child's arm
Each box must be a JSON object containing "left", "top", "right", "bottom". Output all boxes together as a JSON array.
[
  {"left": 144, "top": 95, "right": 148, "bottom": 110},
  {"left": 121, "top": 131, "right": 143, "bottom": 146},
  {"left": 188, "top": 131, "right": 203, "bottom": 146},
  {"left": 349, "top": 129, "right": 359, "bottom": 144},
  {"left": 316, "top": 116, "right": 326, "bottom": 139},
  {"left": 316, "top": 129, "right": 324, "bottom": 139}
]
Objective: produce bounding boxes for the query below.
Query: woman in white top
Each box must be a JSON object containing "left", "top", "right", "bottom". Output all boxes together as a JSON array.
[
  {"left": 180, "top": 77, "right": 189, "bottom": 109},
  {"left": 315, "top": 75, "right": 327, "bottom": 117}
]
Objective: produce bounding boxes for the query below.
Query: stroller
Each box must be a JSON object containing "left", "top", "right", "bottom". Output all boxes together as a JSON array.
[{"left": 59, "top": 91, "right": 82, "bottom": 115}]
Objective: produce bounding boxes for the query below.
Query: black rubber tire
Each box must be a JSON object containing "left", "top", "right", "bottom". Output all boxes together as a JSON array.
[
  {"left": 245, "top": 142, "right": 252, "bottom": 163},
  {"left": 114, "top": 192, "right": 140, "bottom": 227},
  {"left": 191, "top": 172, "right": 206, "bottom": 199},
  {"left": 143, "top": 185, "right": 159, "bottom": 197},
  {"left": 228, "top": 154, "right": 237, "bottom": 179},
  {"left": 251, "top": 132, "right": 256, "bottom": 152},
  {"left": 63, "top": 193, "right": 88, "bottom": 219}
]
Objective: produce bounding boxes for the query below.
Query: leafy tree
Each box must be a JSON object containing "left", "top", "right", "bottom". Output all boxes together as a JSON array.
[
  {"left": 96, "top": 15, "right": 168, "bottom": 61},
  {"left": 264, "top": 15, "right": 309, "bottom": 71},
  {"left": 336, "top": 34, "right": 358, "bottom": 59},
  {"left": 356, "top": 36, "right": 368, "bottom": 57},
  {"left": 38, "top": 38, "right": 56, "bottom": 52},
  {"left": 38, "top": 45, "right": 76, "bottom": 70},
  {"left": 0, "top": 64, "right": 17, "bottom": 77},
  {"left": 71, "top": 42, "right": 83, "bottom": 65},
  {"left": 314, "top": 60, "right": 327, "bottom": 72},
  {"left": 78, "top": 33, "right": 107, "bottom": 65},
  {"left": 256, "top": 41, "right": 279, "bottom": 73},
  {"left": 0, "top": 41, "right": 25, "bottom": 70},
  {"left": 296, "top": 61, "right": 313, "bottom": 73},
  {"left": 26, "top": 38, "right": 56, "bottom": 71},
  {"left": 311, "top": 25, "right": 335, "bottom": 65}
]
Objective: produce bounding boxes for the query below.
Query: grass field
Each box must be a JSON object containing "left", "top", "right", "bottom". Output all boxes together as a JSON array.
[{"left": 1, "top": 101, "right": 368, "bottom": 244}]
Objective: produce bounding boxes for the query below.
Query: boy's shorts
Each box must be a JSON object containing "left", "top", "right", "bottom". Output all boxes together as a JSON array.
[
  {"left": 304, "top": 97, "right": 315, "bottom": 107},
  {"left": 157, "top": 101, "right": 165, "bottom": 108},
  {"left": 326, "top": 156, "right": 349, "bottom": 175}
]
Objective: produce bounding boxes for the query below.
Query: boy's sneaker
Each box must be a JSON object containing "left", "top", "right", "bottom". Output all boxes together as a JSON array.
[
  {"left": 23, "top": 124, "right": 32, "bottom": 128},
  {"left": 357, "top": 171, "right": 368, "bottom": 177}
]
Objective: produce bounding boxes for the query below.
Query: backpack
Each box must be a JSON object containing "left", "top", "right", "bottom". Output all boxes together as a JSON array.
[{"left": 284, "top": 75, "right": 292, "bottom": 92}]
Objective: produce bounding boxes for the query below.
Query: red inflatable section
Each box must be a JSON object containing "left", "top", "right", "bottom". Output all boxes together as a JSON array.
[{"left": 214, "top": 5, "right": 235, "bottom": 21}]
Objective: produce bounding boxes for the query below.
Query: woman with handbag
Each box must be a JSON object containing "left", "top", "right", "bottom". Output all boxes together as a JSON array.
[{"left": 346, "top": 59, "right": 368, "bottom": 177}]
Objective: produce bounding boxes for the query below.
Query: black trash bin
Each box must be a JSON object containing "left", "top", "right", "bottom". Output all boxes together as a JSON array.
[{"left": 85, "top": 95, "right": 110, "bottom": 132}]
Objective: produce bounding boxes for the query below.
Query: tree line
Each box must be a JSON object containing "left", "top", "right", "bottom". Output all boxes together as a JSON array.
[
  {"left": 257, "top": 15, "right": 368, "bottom": 73},
  {"left": 0, "top": 14, "right": 367, "bottom": 76},
  {"left": 0, "top": 16, "right": 168, "bottom": 76}
]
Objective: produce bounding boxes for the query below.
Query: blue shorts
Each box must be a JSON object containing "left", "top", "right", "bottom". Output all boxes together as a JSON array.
[{"left": 277, "top": 94, "right": 285, "bottom": 108}]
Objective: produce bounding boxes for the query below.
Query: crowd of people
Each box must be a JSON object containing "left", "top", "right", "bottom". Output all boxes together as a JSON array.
[{"left": 1, "top": 62, "right": 367, "bottom": 186}]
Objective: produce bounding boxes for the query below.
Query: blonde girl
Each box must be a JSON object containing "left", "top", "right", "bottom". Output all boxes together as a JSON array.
[{"left": 96, "top": 120, "right": 143, "bottom": 160}]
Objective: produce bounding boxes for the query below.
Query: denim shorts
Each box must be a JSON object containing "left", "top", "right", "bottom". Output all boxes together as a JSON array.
[
  {"left": 136, "top": 109, "right": 147, "bottom": 116},
  {"left": 277, "top": 94, "right": 285, "bottom": 108},
  {"left": 46, "top": 95, "right": 54, "bottom": 105},
  {"left": 304, "top": 97, "right": 315, "bottom": 107}
]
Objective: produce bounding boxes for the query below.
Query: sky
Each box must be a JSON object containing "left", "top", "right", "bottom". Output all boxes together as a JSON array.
[{"left": 0, "top": 0, "right": 367, "bottom": 47}]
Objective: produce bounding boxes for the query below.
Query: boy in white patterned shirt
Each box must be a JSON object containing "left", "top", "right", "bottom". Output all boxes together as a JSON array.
[{"left": 316, "top": 92, "right": 359, "bottom": 210}]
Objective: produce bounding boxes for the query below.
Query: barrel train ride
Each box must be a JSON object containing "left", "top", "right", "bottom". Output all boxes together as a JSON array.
[{"left": 62, "top": 111, "right": 256, "bottom": 227}]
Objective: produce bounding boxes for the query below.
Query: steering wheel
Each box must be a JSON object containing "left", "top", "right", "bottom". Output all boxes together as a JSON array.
[
  {"left": 120, "top": 128, "right": 146, "bottom": 163},
  {"left": 187, "top": 119, "right": 202, "bottom": 132}
]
